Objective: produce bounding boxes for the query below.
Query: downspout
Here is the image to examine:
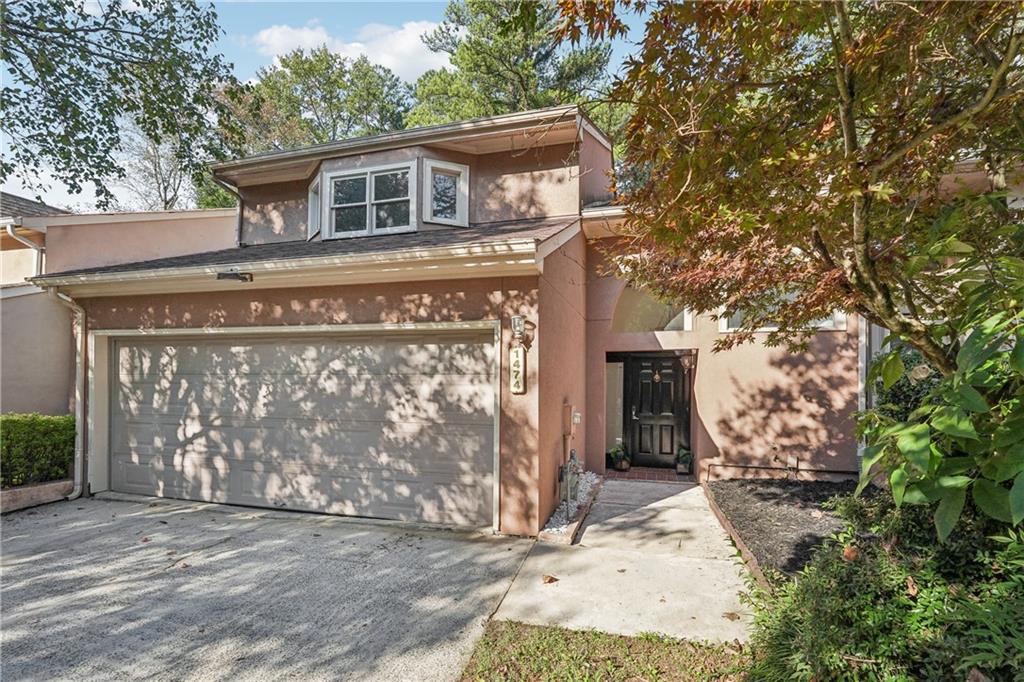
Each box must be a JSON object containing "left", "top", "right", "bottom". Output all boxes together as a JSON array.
[
  {"left": 211, "top": 175, "right": 245, "bottom": 247},
  {"left": 6, "top": 223, "right": 44, "bottom": 276},
  {"left": 47, "top": 288, "right": 87, "bottom": 500}
]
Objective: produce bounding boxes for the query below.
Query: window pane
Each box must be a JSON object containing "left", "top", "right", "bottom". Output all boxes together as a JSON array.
[
  {"left": 333, "top": 205, "right": 367, "bottom": 232},
  {"left": 373, "top": 170, "right": 408, "bottom": 201},
  {"left": 333, "top": 176, "right": 365, "bottom": 205},
  {"left": 431, "top": 171, "right": 458, "bottom": 220},
  {"left": 374, "top": 200, "right": 410, "bottom": 228},
  {"left": 727, "top": 310, "right": 745, "bottom": 329}
]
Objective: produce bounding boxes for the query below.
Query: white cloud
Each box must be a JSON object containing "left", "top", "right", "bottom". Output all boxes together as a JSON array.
[{"left": 251, "top": 20, "right": 449, "bottom": 83}]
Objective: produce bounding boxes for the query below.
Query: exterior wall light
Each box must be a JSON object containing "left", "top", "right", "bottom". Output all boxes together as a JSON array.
[{"left": 216, "top": 271, "right": 253, "bottom": 283}]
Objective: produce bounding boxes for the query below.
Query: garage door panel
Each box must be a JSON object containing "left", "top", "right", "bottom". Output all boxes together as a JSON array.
[
  {"left": 115, "top": 378, "right": 494, "bottom": 423},
  {"left": 110, "top": 454, "right": 491, "bottom": 526},
  {"left": 117, "top": 337, "right": 495, "bottom": 377},
  {"left": 110, "top": 333, "right": 496, "bottom": 527},
  {"left": 112, "top": 420, "right": 493, "bottom": 463}
]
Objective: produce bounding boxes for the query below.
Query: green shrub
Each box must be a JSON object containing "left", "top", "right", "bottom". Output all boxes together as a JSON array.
[
  {"left": 872, "top": 345, "right": 940, "bottom": 422},
  {"left": 746, "top": 495, "right": 1024, "bottom": 681},
  {"left": 0, "top": 413, "right": 75, "bottom": 488}
]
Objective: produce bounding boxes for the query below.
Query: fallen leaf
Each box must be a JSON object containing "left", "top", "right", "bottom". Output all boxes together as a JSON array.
[
  {"left": 722, "top": 612, "right": 741, "bottom": 621},
  {"left": 313, "top": 533, "right": 321, "bottom": 537},
  {"left": 617, "top": 569, "right": 626, "bottom": 573},
  {"left": 659, "top": 597, "right": 666, "bottom": 603},
  {"left": 967, "top": 668, "right": 991, "bottom": 682},
  {"left": 179, "top": 562, "right": 190, "bottom": 569},
  {"left": 141, "top": 537, "right": 150, "bottom": 544},
  {"left": 842, "top": 545, "right": 858, "bottom": 562},
  {"left": 542, "top": 575, "right": 559, "bottom": 584},
  {"left": 810, "top": 510, "right": 824, "bottom": 519},
  {"left": 906, "top": 575, "right": 919, "bottom": 598}
]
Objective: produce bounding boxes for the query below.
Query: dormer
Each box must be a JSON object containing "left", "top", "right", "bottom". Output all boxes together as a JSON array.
[{"left": 211, "top": 105, "right": 613, "bottom": 246}]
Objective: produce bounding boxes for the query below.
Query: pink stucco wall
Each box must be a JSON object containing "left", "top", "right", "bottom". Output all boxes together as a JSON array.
[
  {"left": 78, "top": 276, "right": 546, "bottom": 536},
  {"left": 578, "top": 129, "right": 613, "bottom": 207},
  {"left": 44, "top": 212, "right": 236, "bottom": 274},
  {"left": 0, "top": 289, "right": 74, "bottom": 415},
  {"left": 237, "top": 143, "right": 583, "bottom": 245},
  {"left": 584, "top": 241, "right": 860, "bottom": 480},
  {"left": 537, "top": 231, "right": 588, "bottom": 524}
]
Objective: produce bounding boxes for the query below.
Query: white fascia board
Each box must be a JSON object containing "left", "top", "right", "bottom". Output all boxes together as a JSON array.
[
  {"left": 35, "top": 238, "right": 542, "bottom": 296},
  {"left": 535, "top": 220, "right": 582, "bottom": 273},
  {"left": 19, "top": 208, "right": 237, "bottom": 229}
]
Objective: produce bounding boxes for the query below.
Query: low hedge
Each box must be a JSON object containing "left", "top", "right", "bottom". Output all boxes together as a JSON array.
[{"left": 1, "top": 413, "right": 75, "bottom": 489}]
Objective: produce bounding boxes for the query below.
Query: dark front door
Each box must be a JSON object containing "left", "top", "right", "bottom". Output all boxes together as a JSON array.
[{"left": 624, "top": 355, "right": 690, "bottom": 468}]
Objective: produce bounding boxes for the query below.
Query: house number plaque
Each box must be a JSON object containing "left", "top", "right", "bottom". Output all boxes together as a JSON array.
[{"left": 509, "top": 345, "right": 526, "bottom": 394}]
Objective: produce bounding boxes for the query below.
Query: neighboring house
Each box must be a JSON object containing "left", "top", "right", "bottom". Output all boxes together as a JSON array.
[
  {"left": 1, "top": 193, "right": 75, "bottom": 415},
  {"left": 27, "top": 106, "right": 881, "bottom": 536}
]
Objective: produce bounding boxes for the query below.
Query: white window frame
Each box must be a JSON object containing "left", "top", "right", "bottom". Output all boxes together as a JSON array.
[
  {"left": 718, "top": 307, "right": 847, "bottom": 333},
  {"left": 423, "top": 158, "right": 469, "bottom": 227},
  {"left": 307, "top": 175, "right": 321, "bottom": 241},
  {"left": 322, "top": 161, "right": 417, "bottom": 239}
]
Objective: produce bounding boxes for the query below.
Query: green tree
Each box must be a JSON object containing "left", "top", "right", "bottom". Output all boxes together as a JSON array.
[
  {"left": 407, "top": 0, "right": 610, "bottom": 127},
  {"left": 227, "top": 48, "right": 410, "bottom": 154},
  {"left": 558, "top": 1, "right": 1024, "bottom": 536},
  {"left": 1, "top": 0, "right": 241, "bottom": 207}
]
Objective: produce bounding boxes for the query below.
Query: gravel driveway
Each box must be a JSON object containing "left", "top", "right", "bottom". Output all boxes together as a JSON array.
[{"left": 1, "top": 495, "right": 531, "bottom": 681}]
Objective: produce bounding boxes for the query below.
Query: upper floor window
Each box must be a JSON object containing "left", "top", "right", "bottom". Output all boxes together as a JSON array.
[
  {"left": 322, "top": 162, "right": 416, "bottom": 239},
  {"left": 423, "top": 159, "right": 469, "bottom": 227},
  {"left": 719, "top": 307, "right": 847, "bottom": 332}
]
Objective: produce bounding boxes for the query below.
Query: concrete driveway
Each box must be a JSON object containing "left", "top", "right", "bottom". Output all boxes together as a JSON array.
[
  {"left": 494, "top": 480, "right": 751, "bottom": 642},
  {"left": 1, "top": 495, "right": 531, "bottom": 681}
]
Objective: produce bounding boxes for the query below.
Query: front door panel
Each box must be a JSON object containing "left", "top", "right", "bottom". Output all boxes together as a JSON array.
[{"left": 625, "top": 355, "right": 689, "bottom": 468}]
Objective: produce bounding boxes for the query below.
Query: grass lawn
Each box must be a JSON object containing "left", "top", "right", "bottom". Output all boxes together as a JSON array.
[{"left": 460, "top": 621, "right": 747, "bottom": 681}]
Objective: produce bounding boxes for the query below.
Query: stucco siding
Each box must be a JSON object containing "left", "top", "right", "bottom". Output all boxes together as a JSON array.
[
  {"left": 537, "top": 231, "right": 588, "bottom": 524},
  {"left": 79, "top": 275, "right": 544, "bottom": 536},
  {"left": 1, "top": 249, "right": 36, "bottom": 285},
  {"left": 472, "top": 143, "right": 580, "bottom": 224},
  {"left": 0, "top": 289, "right": 73, "bottom": 415},
  {"left": 44, "top": 213, "right": 236, "bottom": 273},
  {"left": 584, "top": 241, "right": 859, "bottom": 479},
  {"left": 579, "top": 129, "right": 613, "bottom": 207}
]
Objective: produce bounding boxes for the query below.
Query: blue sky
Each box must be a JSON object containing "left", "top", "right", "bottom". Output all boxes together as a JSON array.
[{"left": 3, "top": 1, "right": 639, "bottom": 209}]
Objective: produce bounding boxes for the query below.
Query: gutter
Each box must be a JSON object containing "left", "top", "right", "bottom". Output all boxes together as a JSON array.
[
  {"left": 210, "top": 176, "right": 245, "bottom": 247},
  {"left": 210, "top": 105, "right": 579, "bottom": 174},
  {"left": 5, "top": 222, "right": 44, "bottom": 276},
  {"left": 47, "top": 289, "right": 87, "bottom": 501},
  {"left": 32, "top": 237, "right": 542, "bottom": 289}
]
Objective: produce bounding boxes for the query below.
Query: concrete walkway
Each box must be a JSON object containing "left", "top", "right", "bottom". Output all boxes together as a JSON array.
[{"left": 494, "top": 480, "right": 751, "bottom": 642}]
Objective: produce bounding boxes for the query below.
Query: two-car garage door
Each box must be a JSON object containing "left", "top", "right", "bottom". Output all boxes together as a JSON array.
[{"left": 109, "top": 330, "right": 497, "bottom": 527}]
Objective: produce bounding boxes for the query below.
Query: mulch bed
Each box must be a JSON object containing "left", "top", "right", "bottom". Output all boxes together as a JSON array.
[{"left": 706, "top": 478, "right": 857, "bottom": 576}]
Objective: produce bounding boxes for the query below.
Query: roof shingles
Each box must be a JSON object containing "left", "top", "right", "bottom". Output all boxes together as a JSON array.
[
  {"left": 1, "top": 192, "right": 72, "bottom": 217},
  {"left": 35, "top": 217, "right": 577, "bottom": 282}
]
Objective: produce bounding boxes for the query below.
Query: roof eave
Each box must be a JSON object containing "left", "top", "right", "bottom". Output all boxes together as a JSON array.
[
  {"left": 210, "top": 105, "right": 581, "bottom": 176},
  {"left": 31, "top": 237, "right": 544, "bottom": 297}
]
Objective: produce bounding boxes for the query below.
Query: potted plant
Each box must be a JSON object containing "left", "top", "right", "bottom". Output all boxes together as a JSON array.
[
  {"left": 609, "top": 445, "right": 630, "bottom": 471},
  {"left": 676, "top": 447, "right": 693, "bottom": 475}
]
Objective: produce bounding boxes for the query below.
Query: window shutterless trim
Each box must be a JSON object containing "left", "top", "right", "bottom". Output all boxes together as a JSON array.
[
  {"left": 321, "top": 161, "right": 416, "bottom": 239},
  {"left": 306, "top": 174, "right": 321, "bottom": 241},
  {"left": 423, "top": 158, "right": 469, "bottom": 228}
]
